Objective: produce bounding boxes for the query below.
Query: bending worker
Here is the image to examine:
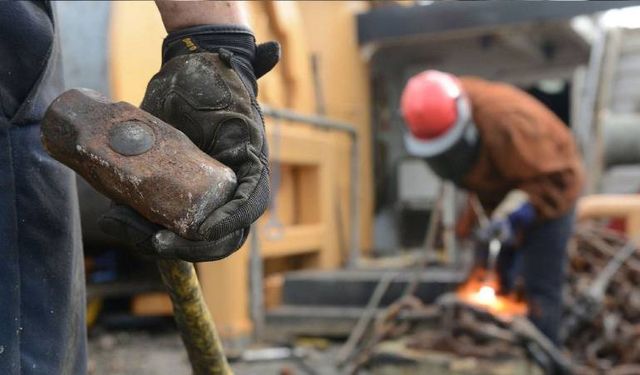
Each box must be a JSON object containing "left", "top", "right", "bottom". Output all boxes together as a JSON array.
[{"left": 400, "top": 70, "right": 584, "bottom": 343}]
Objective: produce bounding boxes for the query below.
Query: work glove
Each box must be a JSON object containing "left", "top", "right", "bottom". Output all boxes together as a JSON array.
[
  {"left": 474, "top": 199, "right": 536, "bottom": 293},
  {"left": 475, "top": 201, "right": 536, "bottom": 245},
  {"left": 475, "top": 218, "right": 516, "bottom": 245},
  {"left": 99, "top": 25, "right": 280, "bottom": 262},
  {"left": 475, "top": 190, "right": 537, "bottom": 245}
]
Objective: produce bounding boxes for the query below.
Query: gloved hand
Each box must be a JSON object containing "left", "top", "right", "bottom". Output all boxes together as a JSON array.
[
  {"left": 475, "top": 202, "right": 537, "bottom": 246},
  {"left": 476, "top": 218, "right": 515, "bottom": 245},
  {"left": 99, "top": 25, "right": 280, "bottom": 262}
]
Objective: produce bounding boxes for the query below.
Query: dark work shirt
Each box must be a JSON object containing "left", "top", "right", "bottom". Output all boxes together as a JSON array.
[{"left": 0, "top": 1, "right": 54, "bottom": 119}]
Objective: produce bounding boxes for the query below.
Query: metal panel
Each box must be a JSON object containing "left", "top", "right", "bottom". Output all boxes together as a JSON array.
[
  {"left": 358, "top": 1, "right": 640, "bottom": 46},
  {"left": 397, "top": 158, "right": 439, "bottom": 209},
  {"left": 55, "top": 1, "right": 111, "bottom": 94},
  {"left": 610, "top": 32, "right": 640, "bottom": 113},
  {"left": 55, "top": 1, "right": 116, "bottom": 250}
]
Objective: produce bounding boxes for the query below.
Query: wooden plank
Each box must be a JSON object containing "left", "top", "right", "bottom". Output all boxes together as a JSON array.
[
  {"left": 296, "top": 166, "right": 320, "bottom": 224},
  {"left": 264, "top": 1, "right": 315, "bottom": 113},
  {"left": 261, "top": 224, "right": 323, "bottom": 258},
  {"left": 577, "top": 195, "right": 640, "bottom": 220},
  {"left": 577, "top": 194, "right": 640, "bottom": 246},
  {"left": 265, "top": 122, "right": 325, "bottom": 164},
  {"left": 264, "top": 273, "right": 285, "bottom": 310},
  {"left": 627, "top": 213, "right": 640, "bottom": 240},
  {"left": 318, "top": 147, "right": 342, "bottom": 268},
  {"left": 298, "top": 2, "right": 375, "bottom": 253},
  {"left": 269, "top": 164, "right": 296, "bottom": 226},
  {"left": 197, "top": 244, "right": 252, "bottom": 339}
]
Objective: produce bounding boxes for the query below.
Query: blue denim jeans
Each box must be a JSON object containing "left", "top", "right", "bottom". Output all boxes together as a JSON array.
[
  {"left": 478, "top": 211, "right": 574, "bottom": 344},
  {"left": 519, "top": 211, "right": 573, "bottom": 344}
]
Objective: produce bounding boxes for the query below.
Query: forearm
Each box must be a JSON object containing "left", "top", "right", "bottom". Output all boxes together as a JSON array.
[{"left": 155, "top": 1, "right": 249, "bottom": 32}]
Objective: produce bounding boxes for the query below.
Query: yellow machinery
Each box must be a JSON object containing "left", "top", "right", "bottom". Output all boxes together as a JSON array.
[{"left": 108, "top": 1, "right": 375, "bottom": 339}]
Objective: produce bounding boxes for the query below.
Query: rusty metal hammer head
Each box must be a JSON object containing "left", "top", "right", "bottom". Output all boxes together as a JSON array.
[{"left": 41, "top": 88, "right": 237, "bottom": 241}]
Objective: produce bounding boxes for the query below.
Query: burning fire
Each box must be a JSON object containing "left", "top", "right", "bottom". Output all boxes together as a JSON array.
[
  {"left": 472, "top": 285, "right": 498, "bottom": 306},
  {"left": 457, "top": 269, "right": 528, "bottom": 319}
]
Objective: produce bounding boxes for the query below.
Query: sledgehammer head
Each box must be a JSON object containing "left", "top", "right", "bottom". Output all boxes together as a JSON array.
[{"left": 41, "top": 89, "right": 237, "bottom": 241}]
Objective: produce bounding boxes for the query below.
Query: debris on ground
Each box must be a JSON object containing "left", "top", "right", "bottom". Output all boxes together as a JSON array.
[
  {"left": 88, "top": 330, "right": 343, "bottom": 375},
  {"left": 87, "top": 223, "right": 640, "bottom": 375},
  {"left": 350, "top": 223, "right": 640, "bottom": 374},
  {"left": 565, "top": 224, "right": 640, "bottom": 374}
]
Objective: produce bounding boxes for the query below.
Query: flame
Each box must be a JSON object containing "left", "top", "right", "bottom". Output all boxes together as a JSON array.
[
  {"left": 457, "top": 268, "right": 528, "bottom": 319},
  {"left": 472, "top": 285, "right": 498, "bottom": 306}
]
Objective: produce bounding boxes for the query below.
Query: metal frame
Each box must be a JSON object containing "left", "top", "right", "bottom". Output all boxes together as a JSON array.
[
  {"left": 575, "top": 27, "right": 624, "bottom": 193},
  {"left": 248, "top": 106, "right": 361, "bottom": 338}
]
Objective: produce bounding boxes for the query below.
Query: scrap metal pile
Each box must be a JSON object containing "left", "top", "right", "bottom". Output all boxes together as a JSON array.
[
  {"left": 565, "top": 224, "right": 640, "bottom": 374},
  {"left": 347, "top": 293, "right": 569, "bottom": 374},
  {"left": 349, "top": 223, "right": 640, "bottom": 374}
]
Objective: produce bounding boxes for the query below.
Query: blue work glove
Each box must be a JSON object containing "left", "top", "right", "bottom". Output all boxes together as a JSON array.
[
  {"left": 476, "top": 202, "right": 536, "bottom": 246},
  {"left": 476, "top": 219, "right": 515, "bottom": 245}
]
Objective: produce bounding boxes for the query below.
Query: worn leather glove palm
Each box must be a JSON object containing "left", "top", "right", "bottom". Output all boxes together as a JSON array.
[{"left": 99, "top": 25, "right": 280, "bottom": 262}]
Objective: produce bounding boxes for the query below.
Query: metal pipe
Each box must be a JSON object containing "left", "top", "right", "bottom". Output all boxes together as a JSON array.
[
  {"left": 262, "top": 106, "right": 356, "bottom": 135},
  {"left": 336, "top": 272, "right": 397, "bottom": 365},
  {"left": 575, "top": 26, "right": 623, "bottom": 193},
  {"left": 574, "top": 27, "right": 606, "bottom": 193},
  {"left": 603, "top": 114, "right": 640, "bottom": 167},
  {"left": 442, "top": 182, "right": 458, "bottom": 265},
  {"left": 310, "top": 54, "right": 326, "bottom": 116},
  {"left": 248, "top": 226, "right": 265, "bottom": 341},
  {"left": 261, "top": 106, "right": 361, "bottom": 268}
]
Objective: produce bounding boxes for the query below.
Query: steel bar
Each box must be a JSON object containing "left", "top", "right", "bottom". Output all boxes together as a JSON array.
[
  {"left": 337, "top": 272, "right": 397, "bottom": 366},
  {"left": 249, "top": 226, "right": 265, "bottom": 341}
]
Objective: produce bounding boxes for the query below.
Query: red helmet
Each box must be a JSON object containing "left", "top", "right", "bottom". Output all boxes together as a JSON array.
[
  {"left": 400, "top": 70, "right": 479, "bottom": 185},
  {"left": 401, "top": 70, "right": 466, "bottom": 140}
]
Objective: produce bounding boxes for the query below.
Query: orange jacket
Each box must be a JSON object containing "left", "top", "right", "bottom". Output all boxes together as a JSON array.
[{"left": 459, "top": 77, "right": 584, "bottom": 220}]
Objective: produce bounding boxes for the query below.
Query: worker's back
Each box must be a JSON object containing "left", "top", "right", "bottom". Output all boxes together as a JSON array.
[{"left": 460, "top": 77, "right": 584, "bottom": 219}]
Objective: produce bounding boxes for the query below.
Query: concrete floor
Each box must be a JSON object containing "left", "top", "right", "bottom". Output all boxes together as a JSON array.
[
  {"left": 88, "top": 331, "right": 190, "bottom": 375},
  {"left": 88, "top": 329, "right": 343, "bottom": 375}
]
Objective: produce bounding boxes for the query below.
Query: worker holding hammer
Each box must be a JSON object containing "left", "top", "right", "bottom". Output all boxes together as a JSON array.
[
  {"left": 400, "top": 70, "right": 584, "bottom": 344},
  {"left": 0, "top": 2, "right": 276, "bottom": 374}
]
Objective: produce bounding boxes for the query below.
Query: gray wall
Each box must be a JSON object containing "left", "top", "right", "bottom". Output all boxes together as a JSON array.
[
  {"left": 55, "top": 1, "right": 111, "bottom": 96},
  {"left": 54, "top": 2, "right": 119, "bottom": 250}
]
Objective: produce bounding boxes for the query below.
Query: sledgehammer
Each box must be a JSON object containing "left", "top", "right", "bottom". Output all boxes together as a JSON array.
[{"left": 41, "top": 89, "right": 235, "bottom": 375}]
